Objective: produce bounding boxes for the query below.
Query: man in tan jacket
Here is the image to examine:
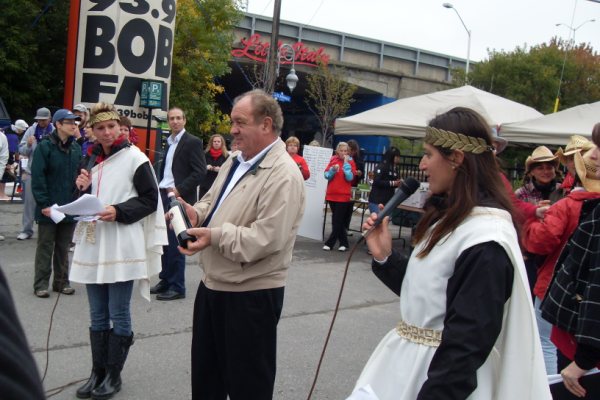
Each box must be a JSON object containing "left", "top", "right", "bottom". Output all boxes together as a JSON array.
[{"left": 179, "top": 89, "right": 306, "bottom": 399}]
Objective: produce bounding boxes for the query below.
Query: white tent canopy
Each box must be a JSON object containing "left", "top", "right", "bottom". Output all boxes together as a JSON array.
[
  {"left": 335, "top": 85, "right": 542, "bottom": 139},
  {"left": 499, "top": 101, "right": 600, "bottom": 146}
]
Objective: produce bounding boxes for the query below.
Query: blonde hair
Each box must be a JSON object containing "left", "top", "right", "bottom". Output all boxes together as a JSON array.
[
  {"left": 285, "top": 136, "right": 300, "bottom": 146},
  {"left": 205, "top": 134, "right": 229, "bottom": 158},
  {"left": 336, "top": 141, "right": 348, "bottom": 151},
  {"left": 89, "top": 102, "right": 120, "bottom": 126}
]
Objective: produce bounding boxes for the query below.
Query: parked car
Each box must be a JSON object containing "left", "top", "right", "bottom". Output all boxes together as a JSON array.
[{"left": 0, "top": 97, "right": 11, "bottom": 131}]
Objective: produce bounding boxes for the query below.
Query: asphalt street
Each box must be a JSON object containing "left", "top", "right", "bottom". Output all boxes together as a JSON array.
[{"left": 0, "top": 200, "right": 411, "bottom": 400}]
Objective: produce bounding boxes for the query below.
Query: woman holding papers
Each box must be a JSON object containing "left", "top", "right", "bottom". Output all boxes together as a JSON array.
[
  {"left": 70, "top": 102, "right": 167, "bottom": 399},
  {"left": 542, "top": 123, "right": 600, "bottom": 398},
  {"left": 353, "top": 108, "right": 550, "bottom": 400}
]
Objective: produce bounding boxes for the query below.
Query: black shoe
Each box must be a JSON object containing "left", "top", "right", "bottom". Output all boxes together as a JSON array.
[
  {"left": 149, "top": 281, "right": 169, "bottom": 294},
  {"left": 156, "top": 290, "right": 185, "bottom": 301}
]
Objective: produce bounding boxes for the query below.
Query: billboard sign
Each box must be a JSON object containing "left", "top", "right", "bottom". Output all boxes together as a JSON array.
[{"left": 65, "top": 0, "right": 176, "bottom": 127}]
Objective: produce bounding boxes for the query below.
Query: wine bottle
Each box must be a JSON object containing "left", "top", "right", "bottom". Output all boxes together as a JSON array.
[{"left": 167, "top": 192, "right": 196, "bottom": 249}]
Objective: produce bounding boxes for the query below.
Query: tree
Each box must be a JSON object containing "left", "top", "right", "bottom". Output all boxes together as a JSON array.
[
  {"left": 453, "top": 38, "right": 600, "bottom": 114},
  {"left": 0, "top": 0, "right": 70, "bottom": 119},
  {"left": 305, "top": 62, "right": 356, "bottom": 147},
  {"left": 169, "top": 0, "right": 242, "bottom": 139}
]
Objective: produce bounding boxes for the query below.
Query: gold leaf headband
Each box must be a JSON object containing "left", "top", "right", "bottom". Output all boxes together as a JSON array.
[
  {"left": 88, "top": 111, "right": 121, "bottom": 126},
  {"left": 424, "top": 126, "right": 494, "bottom": 154}
]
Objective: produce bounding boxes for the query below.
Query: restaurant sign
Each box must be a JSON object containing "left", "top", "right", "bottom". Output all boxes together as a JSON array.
[{"left": 231, "top": 33, "right": 330, "bottom": 67}]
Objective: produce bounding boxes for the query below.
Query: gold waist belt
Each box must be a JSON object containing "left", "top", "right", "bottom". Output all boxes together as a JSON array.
[{"left": 396, "top": 319, "right": 442, "bottom": 347}]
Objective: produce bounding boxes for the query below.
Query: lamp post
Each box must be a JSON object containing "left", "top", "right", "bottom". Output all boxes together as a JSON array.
[
  {"left": 443, "top": 2, "right": 471, "bottom": 75},
  {"left": 276, "top": 44, "right": 299, "bottom": 93},
  {"left": 553, "top": 18, "right": 596, "bottom": 112},
  {"left": 263, "top": 43, "right": 299, "bottom": 95}
]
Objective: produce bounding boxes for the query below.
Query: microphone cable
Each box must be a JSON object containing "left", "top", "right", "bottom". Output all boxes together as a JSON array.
[
  {"left": 306, "top": 235, "right": 366, "bottom": 400},
  {"left": 40, "top": 269, "right": 88, "bottom": 397}
]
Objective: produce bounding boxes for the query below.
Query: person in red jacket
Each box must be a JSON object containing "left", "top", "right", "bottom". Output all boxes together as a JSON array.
[
  {"left": 285, "top": 136, "right": 310, "bottom": 180},
  {"left": 323, "top": 142, "right": 356, "bottom": 251},
  {"left": 555, "top": 135, "right": 594, "bottom": 199},
  {"left": 522, "top": 145, "right": 600, "bottom": 375}
]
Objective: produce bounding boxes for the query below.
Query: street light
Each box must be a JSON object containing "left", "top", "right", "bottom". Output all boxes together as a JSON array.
[
  {"left": 556, "top": 19, "right": 596, "bottom": 42},
  {"left": 553, "top": 18, "right": 596, "bottom": 112},
  {"left": 276, "top": 43, "right": 299, "bottom": 93},
  {"left": 443, "top": 2, "right": 471, "bottom": 75}
]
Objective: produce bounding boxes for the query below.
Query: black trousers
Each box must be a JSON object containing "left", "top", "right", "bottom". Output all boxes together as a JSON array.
[
  {"left": 191, "top": 282, "right": 284, "bottom": 400},
  {"left": 325, "top": 201, "right": 351, "bottom": 248}
]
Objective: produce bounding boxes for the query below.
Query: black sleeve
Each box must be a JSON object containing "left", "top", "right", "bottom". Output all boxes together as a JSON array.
[
  {"left": 113, "top": 161, "right": 158, "bottom": 224},
  {"left": 0, "top": 266, "right": 46, "bottom": 400},
  {"left": 371, "top": 250, "right": 408, "bottom": 296},
  {"left": 371, "top": 165, "right": 393, "bottom": 188},
  {"left": 176, "top": 136, "right": 206, "bottom": 201},
  {"left": 418, "top": 241, "right": 514, "bottom": 400}
]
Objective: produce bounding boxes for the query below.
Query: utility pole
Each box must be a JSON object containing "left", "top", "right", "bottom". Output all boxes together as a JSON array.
[{"left": 264, "top": 0, "right": 282, "bottom": 94}]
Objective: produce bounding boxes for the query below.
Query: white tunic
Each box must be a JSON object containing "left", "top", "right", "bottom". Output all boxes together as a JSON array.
[
  {"left": 70, "top": 146, "right": 168, "bottom": 301},
  {"left": 354, "top": 207, "right": 551, "bottom": 400}
]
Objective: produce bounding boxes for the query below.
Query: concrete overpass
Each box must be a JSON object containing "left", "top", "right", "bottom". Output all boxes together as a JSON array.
[{"left": 231, "top": 13, "right": 468, "bottom": 99}]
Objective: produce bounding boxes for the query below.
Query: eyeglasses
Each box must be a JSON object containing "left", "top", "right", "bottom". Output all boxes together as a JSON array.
[{"left": 61, "top": 120, "right": 80, "bottom": 126}]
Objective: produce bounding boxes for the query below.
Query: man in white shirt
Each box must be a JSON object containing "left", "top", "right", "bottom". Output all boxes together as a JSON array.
[{"left": 152, "top": 107, "right": 206, "bottom": 301}]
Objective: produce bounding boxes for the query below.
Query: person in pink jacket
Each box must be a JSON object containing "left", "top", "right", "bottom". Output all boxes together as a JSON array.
[
  {"left": 323, "top": 142, "right": 356, "bottom": 251},
  {"left": 522, "top": 141, "right": 599, "bottom": 375}
]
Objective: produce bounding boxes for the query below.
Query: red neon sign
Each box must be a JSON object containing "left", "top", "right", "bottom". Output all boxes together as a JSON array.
[{"left": 231, "top": 33, "right": 330, "bottom": 66}]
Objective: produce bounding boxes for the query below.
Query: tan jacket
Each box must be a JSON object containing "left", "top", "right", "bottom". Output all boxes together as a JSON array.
[{"left": 193, "top": 139, "right": 305, "bottom": 291}]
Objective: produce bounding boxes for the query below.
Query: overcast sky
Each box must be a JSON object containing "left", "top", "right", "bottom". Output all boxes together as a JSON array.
[{"left": 245, "top": 0, "right": 600, "bottom": 62}]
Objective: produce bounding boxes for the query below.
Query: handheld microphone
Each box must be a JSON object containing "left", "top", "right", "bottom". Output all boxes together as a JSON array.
[
  {"left": 363, "top": 177, "right": 421, "bottom": 236},
  {"left": 85, "top": 146, "right": 102, "bottom": 173},
  {"left": 80, "top": 146, "right": 102, "bottom": 192}
]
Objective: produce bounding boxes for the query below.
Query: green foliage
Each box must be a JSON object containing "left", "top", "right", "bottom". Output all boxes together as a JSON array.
[
  {"left": 456, "top": 38, "right": 600, "bottom": 114},
  {"left": 169, "top": 0, "right": 242, "bottom": 141},
  {"left": 305, "top": 62, "right": 357, "bottom": 147},
  {"left": 0, "top": 0, "right": 70, "bottom": 119},
  {"left": 391, "top": 137, "right": 423, "bottom": 156}
]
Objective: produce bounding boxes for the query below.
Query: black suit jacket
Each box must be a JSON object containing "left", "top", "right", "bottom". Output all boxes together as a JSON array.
[{"left": 159, "top": 131, "right": 206, "bottom": 205}]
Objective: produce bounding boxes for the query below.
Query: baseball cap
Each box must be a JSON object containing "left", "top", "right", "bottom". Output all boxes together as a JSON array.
[
  {"left": 52, "top": 109, "right": 82, "bottom": 124},
  {"left": 34, "top": 107, "right": 52, "bottom": 120},
  {"left": 73, "top": 103, "right": 88, "bottom": 114}
]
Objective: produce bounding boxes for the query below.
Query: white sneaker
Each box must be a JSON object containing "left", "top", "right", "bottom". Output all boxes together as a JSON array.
[
  {"left": 17, "top": 232, "right": 31, "bottom": 240},
  {"left": 322, "top": 245, "right": 331, "bottom": 251},
  {"left": 338, "top": 246, "right": 347, "bottom": 252},
  {"left": 0, "top": 235, "right": 4, "bottom": 241}
]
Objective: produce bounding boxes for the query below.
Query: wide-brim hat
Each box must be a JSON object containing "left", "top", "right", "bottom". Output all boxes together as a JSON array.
[
  {"left": 556, "top": 135, "right": 594, "bottom": 165},
  {"left": 574, "top": 146, "right": 600, "bottom": 193},
  {"left": 525, "top": 145, "right": 559, "bottom": 173}
]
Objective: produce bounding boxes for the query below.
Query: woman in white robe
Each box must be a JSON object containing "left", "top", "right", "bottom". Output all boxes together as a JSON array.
[
  {"left": 70, "top": 102, "right": 167, "bottom": 399},
  {"left": 354, "top": 107, "right": 551, "bottom": 400}
]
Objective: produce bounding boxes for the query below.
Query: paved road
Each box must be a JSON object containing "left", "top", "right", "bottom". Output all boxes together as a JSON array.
[{"left": 0, "top": 200, "right": 411, "bottom": 400}]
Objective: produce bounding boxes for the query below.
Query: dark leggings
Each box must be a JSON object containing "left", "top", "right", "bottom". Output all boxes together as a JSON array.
[{"left": 325, "top": 201, "right": 352, "bottom": 248}]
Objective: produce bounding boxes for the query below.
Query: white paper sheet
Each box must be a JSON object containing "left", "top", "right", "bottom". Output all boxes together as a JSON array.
[
  {"left": 55, "top": 194, "right": 105, "bottom": 216},
  {"left": 547, "top": 368, "right": 600, "bottom": 385},
  {"left": 49, "top": 204, "right": 66, "bottom": 224}
]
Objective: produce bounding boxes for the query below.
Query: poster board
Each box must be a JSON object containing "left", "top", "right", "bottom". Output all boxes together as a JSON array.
[
  {"left": 65, "top": 0, "right": 176, "bottom": 127},
  {"left": 298, "top": 146, "right": 333, "bottom": 240}
]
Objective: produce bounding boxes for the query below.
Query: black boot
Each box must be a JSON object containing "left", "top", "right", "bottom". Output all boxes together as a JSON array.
[
  {"left": 76, "top": 329, "right": 109, "bottom": 399},
  {"left": 91, "top": 331, "right": 134, "bottom": 400}
]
